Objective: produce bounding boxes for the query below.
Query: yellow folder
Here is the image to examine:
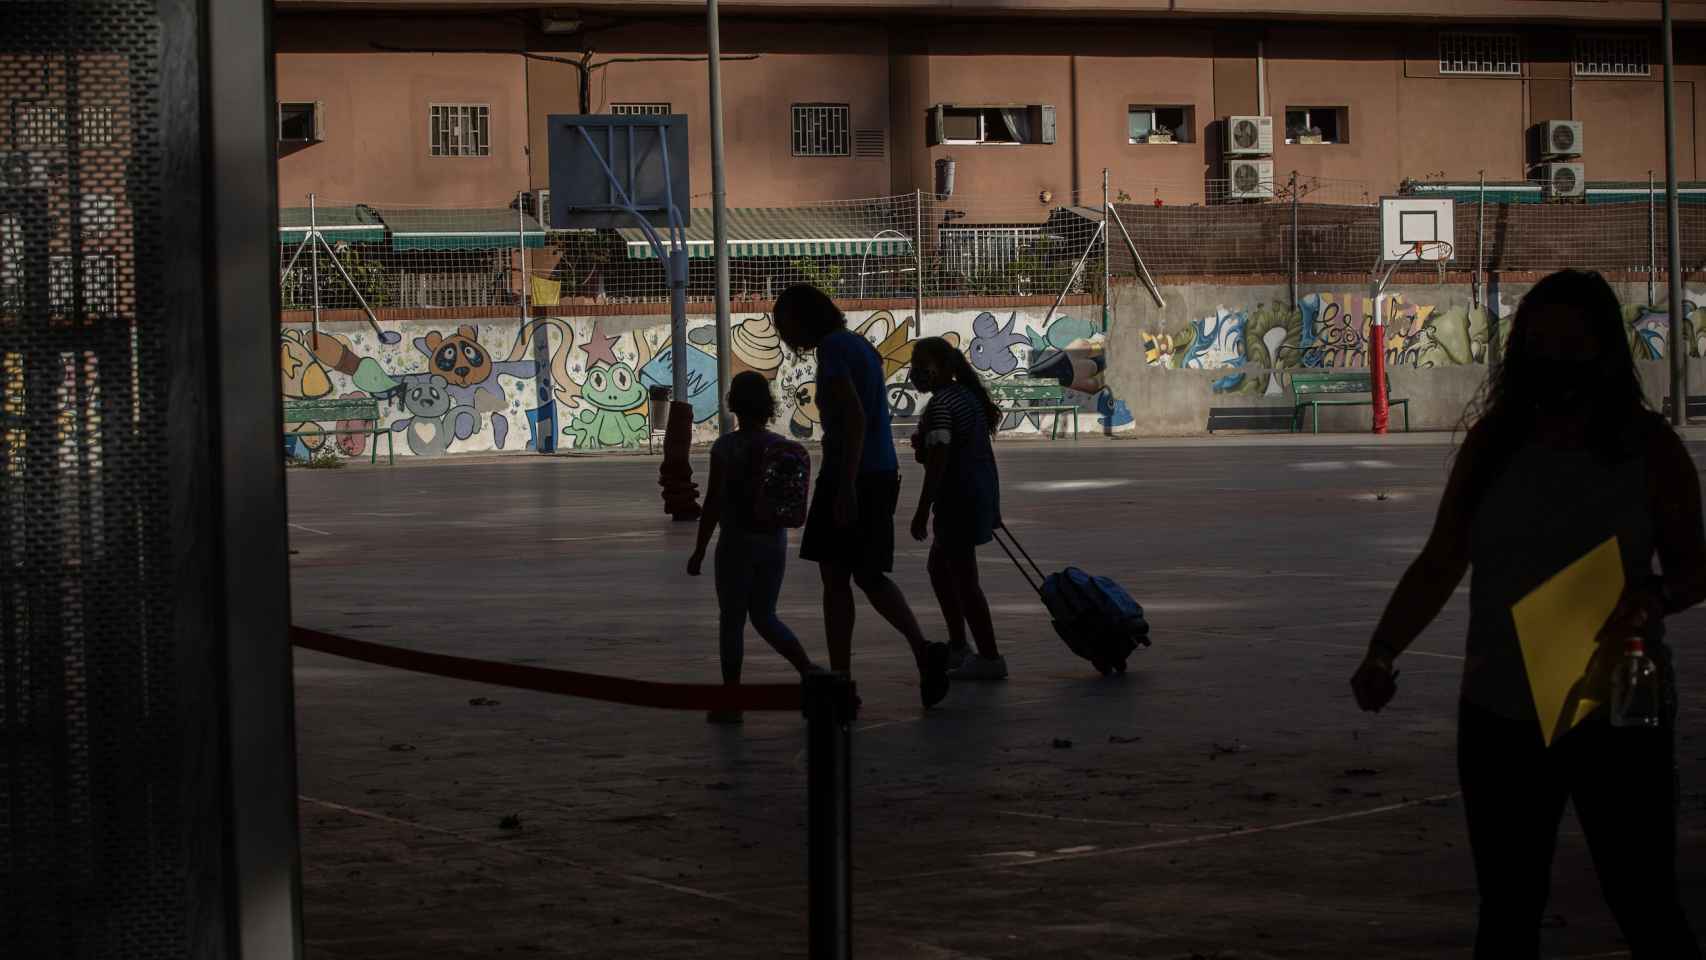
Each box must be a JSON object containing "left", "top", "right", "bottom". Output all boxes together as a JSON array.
[{"left": 1510, "top": 536, "right": 1624, "bottom": 747}]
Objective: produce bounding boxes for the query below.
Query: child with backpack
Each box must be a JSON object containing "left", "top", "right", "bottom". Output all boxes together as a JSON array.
[
  {"left": 688, "top": 371, "right": 819, "bottom": 723},
  {"left": 906, "top": 337, "right": 1008, "bottom": 681}
]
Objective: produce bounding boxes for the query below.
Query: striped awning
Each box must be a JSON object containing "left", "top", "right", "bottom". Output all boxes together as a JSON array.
[
  {"left": 618, "top": 206, "right": 914, "bottom": 260},
  {"left": 1407, "top": 181, "right": 1706, "bottom": 205},
  {"left": 377, "top": 207, "right": 547, "bottom": 251},
  {"left": 278, "top": 205, "right": 385, "bottom": 243}
]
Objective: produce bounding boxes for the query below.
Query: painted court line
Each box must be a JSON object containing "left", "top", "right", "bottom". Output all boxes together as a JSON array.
[
  {"left": 998, "top": 810, "right": 1243, "bottom": 831},
  {"left": 289, "top": 522, "right": 332, "bottom": 537},
  {"left": 299, "top": 794, "right": 790, "bottom": 918},
  {"left": 872, "top": 791, "right": 1463, "bottom": 883}
]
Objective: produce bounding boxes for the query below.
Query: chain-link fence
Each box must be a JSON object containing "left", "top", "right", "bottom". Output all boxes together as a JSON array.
[{"left": 275, "top": 177, "right": 1706, "bottom": 328}]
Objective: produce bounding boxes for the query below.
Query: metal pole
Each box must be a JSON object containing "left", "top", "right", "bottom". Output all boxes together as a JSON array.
[
  {"left": 914, "top": 189, "right": 925, "bottom": 335},
  {"left": 1370, "top": 280, "right": 1389, "bottom": 435},
  {"left": 707, "top": 0, "right": 733, "bottom": 437},
  {"left": 1289, "top": 171, "right": 1299, "bottom": 311},
  {"left": 1664, "top": 0, "right": 1687, "bottom": 424},
  {"left": 309, "top": 191, "right": 320, "bottom": 346},
  {"left": 670, "top": 249, "right": 689, "bottom": 397},
  {"left": 1650, "top": 170, "right": 1658, "bottom": 307},
  {"left": 517, "top": 190, "right": 531, "bottom": 326},
  {"left": 1475, "top": 171, "right": 1486, "bottom": 311},
  {"left": 1101, "top": 169, "right": 1111, "bottom": 333},
  {"left": 804, "top": 671, "right": 854, "bottom": 960}
]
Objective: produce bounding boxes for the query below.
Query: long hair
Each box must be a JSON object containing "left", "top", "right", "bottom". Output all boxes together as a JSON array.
[
  {"left": 773, "top": 284, "right": 846, "bottom": 350},
  {"left": 913, "top": 336, "right": 1001, "bottom": 434},
  {"left": 1463, "top": 269, "right": 1648, "bottom": 496},
  {"left": 728, "top": 370, "right": 776, "bottom": 425}
]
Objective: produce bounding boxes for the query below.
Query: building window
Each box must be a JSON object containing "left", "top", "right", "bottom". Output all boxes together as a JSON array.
[
  {"left": 278, "top": 101, "right": 324, "bottom": 142},
  {"left": 48, "top": 255, "right": 117, "bottom": 318},
  {"left": 429, "top": 103, "right": 490, "bottom": 157},
  {"left": 1128, "top": 106, "right": 1192, "bottom": 144},
  {"left": 792, "top": 103, "right": 850, "bottom": 157},
  {"left": 79, "top": 105, "right": 118, "bottom": 147},
  {"left": 611, "top": 102, "right": 672, "bottom": 116},
  {"left": 0, "top": 215, "right": 21, "bottom": 321},
  {"left": 1285, "top": 107, "right": 1346, "bottom": 144},
  {"left": 1439, "top": 33, "right": 1522, "bottom": 76},
  {"left": 15, "top": 101, "right": 66, "bottom": 148},
  {"left": 929, "top": 105, "right": 1056, "bottom": 146},
  {"left": 1576, "top": 35, "right": 1651, "bottom": 77}
]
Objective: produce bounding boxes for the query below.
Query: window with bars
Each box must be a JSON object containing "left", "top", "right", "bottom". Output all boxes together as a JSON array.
[
  {"left": 79, "top": 105, "right": 118, "bottom": 147},
  {"left": 1576, "top": 35, "right": 1651, "bottom": 76},
  {"left": 48, "top": 254, "right": 118, "bottom": 318},
  {"left": 0, "top": 215, "right": 20, "bottom": 321},
  {"left": 1439, "top": 33, "right": 1522, "bottom": 76},
  {"left": 429, "top": 103, "right": 491, "bottom": 157},
  {"left": 792, "top": 103, "right": 850, "bottom": 157},
  {"left": 15, "top": 101, "right": 66, "bottom": 148},
  {"left": 611, "top": 103, "right": 672, "bottom": 116}
]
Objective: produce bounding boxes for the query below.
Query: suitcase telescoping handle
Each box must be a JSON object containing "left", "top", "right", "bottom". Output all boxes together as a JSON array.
[{"left": 991, "top": 523, "right": 1046, "bottom": 597}]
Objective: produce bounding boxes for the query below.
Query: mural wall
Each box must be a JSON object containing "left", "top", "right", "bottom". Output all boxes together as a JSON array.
[
  {"left": 1140, "top": 289, "right": 1705, "bottom": 395},
  {"left": 280, "top": 306, "right": 1131, "bottom": 459}
]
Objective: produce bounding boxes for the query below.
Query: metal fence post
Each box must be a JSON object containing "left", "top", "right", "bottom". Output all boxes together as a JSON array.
[
  {"left": 1649, "top": 170, "right": 1658, "bottom": 307},
  {"left": 1289, "top": 171, "right": 1299, "bottom": 311},
  {"left": 1101, "top": 169, "right": 1111, "bottom": 333},
  {"left": 914, "top": 189, "right": 925, "bottom": 333},
  {"left": 517, "top": 190, "right": 530, "bottom": 326},
  {"left": 1475, "top": 171, "right": 1485, "bottom": 311},
  {"left": 309, "top": 191, "right": 320, "bottom": 345},
  {"left": 803, "top": 670, "right": 854, "bottom": 960}
]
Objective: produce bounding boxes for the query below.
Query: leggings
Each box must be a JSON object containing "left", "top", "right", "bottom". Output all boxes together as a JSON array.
[
  {"left": 714, "top": 528, "right": 797, "bottom": 684},
  {"left": 1457, "top": 699, "right": 1699, "bottom": 959}
]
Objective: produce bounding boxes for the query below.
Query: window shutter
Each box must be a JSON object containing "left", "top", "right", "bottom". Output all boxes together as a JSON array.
[
  {"left": 312, "top": 101, "right": 326, "bottom": 142},
  {"left": 928, "top": 104, "right": 944, "bottom": 146},
  {"left": 1037, "top": 105, "right": 1056, "bottom": 144}
]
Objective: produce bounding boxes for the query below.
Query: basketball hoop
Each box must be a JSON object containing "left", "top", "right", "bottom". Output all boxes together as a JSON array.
[{"left": 1410, "top": 239, "right": 1454, "bottom": 284}]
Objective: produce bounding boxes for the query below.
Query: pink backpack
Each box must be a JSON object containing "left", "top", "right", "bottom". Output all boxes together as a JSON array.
[{"left": 749, "top": 433, "right": 811, "bottom": 530}]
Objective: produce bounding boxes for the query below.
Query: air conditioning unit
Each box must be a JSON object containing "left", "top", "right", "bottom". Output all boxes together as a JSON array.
[
  {"left": 0, "top": 152, "right": 56, "bottom": 189},
  {"left": 1224, "top": 116, "right": 1274, "bottom": 156},
  {"left": 1541, "top": 162, "right": 1586, "bottom": 199},
  {"left": 1541, "top": 120, "right": 1583, "bottom": 158},
  {"left": 533, "top": 188, "right": 552, "bottom": 230},
  {"left": 1226, "top": 158, "right": 1275, "bottom": 201}
]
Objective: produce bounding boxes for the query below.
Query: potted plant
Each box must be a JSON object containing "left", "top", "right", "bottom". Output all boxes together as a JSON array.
[
  {"left": 1148, "top": 124, "right": 1174, "bottom": 144},
  {"left": 1298, "top": 125, "right": 1324, "bottom": 145}
]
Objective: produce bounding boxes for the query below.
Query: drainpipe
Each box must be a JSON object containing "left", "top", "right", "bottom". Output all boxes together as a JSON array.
[{"left": 1257, "top": 40, "right": 1266, "bottom": 116}]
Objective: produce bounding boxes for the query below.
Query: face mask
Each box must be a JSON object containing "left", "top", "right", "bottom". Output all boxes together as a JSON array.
[{"left": 908, "top": 365, "right": 932, "bottom": 392}]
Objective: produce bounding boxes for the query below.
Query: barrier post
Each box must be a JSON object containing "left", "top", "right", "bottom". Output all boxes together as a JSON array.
[{"left": 803, "top": 670, "right": 854, "bottom": 960}]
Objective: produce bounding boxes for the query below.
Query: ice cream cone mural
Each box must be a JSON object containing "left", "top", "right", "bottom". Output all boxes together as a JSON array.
[{"left": 729, "top": 313, "right": 784, "bottom": 378}]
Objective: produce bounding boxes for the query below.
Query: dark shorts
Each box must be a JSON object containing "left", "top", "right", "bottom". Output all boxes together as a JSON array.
[
  {"left": 932, "top": 460, "right": 1001, "bottom": 549},
  {"left": 800, "top": 470, "right": 899, "bottom": 576}
]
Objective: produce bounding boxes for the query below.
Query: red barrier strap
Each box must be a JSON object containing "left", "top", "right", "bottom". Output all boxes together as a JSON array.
[{"left": 291, "top": 626, "right": 802, "bottom": 713}]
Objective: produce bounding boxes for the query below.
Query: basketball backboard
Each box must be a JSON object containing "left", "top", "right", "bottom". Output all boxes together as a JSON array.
[
  {"left": 1380, "top": 197, "right": 1454, "bottom": 262},
  {"left": 547, "top": 114, "right": 690, "bottom": 230}
]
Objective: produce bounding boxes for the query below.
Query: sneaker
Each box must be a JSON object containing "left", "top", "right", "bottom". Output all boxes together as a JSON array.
[
  {"left": 920, "top": 642, "right": 951, "bottom": 708},
  {"left": 706, "top": 709, "right": 744, "bottom": 725},
  {"left": 949, "top": 653, "right": 1009, "bottom": 682},
  {"left": 945, "top": 643, "right": 973, "bottom": 671}
]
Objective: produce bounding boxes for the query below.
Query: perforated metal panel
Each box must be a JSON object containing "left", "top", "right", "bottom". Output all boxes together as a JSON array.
[{"left": 2, "top": 2, "right": 194, "bottom": 955}]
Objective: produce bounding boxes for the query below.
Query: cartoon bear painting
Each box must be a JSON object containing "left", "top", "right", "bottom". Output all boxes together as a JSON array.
[
  {"left": 390, "top": 374, "right": 477, "bottom": 457},
  {"left": 413, "top": 325, "right": 535, "bottom": 450}
]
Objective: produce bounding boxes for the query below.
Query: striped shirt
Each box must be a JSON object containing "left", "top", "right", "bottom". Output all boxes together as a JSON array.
[{"left": 921, "top": 383, "right": 990, "bottom": 448}]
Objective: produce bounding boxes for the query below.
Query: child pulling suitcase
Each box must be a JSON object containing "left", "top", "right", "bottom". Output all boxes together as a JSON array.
[{"left": 991, "top": 524, "right": 1151, "bottom": 676}]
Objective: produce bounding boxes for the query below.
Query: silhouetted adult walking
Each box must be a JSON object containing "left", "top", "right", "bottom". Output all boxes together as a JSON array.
[
  {"left": 1354, "top": 269, "right": 1703, "bottom": 959},
  {"left": 772, "top": 284, "right": 950, "bottom": 707}
]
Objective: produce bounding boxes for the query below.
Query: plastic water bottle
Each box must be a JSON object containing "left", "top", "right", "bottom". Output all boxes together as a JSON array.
[{"left": 1610, "top": 638, "right": 1663, "bottom": 729}]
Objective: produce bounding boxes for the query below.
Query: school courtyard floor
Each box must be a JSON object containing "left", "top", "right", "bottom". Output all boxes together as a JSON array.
[{"left": 287, "top": 436, "right": 1706, "bottom": 960}]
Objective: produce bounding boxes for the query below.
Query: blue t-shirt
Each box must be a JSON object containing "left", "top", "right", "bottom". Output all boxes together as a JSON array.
[{"left": 815, "top": 328, "right": 897, "bottom": 475}]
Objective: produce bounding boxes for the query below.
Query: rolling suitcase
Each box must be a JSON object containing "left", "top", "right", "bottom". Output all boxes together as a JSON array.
[{"left": 992, "top": 524, "right": 1151, "bottom": 675}]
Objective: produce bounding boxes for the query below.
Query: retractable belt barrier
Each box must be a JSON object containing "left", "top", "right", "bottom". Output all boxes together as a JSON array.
[{"left": 290, "top": 625, "right": 855, "bottom": 960}]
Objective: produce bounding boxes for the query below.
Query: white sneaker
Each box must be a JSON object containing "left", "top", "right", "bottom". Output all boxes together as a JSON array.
[{"left": 949, "top": 654, "right": 1008, "bottom": 681}]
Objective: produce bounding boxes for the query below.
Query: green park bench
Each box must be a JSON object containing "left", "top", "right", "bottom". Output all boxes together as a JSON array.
[
  {"left": 1291, "top": 371, "right": 1409, "bottom": 434},
  {"left": 282, "top": 397, "right": 395, "bottom": 465},
  {"left": 988, "top": 378, "right": 1079, "bottom": 439},
  {"left": 1662, "top": 394, "right": 1706, "bottom": 420}
]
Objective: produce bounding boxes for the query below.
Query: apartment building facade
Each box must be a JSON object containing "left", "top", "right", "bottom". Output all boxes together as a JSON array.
[{"left": 275, "top": 1, "right": 1706, "bottom": 212}]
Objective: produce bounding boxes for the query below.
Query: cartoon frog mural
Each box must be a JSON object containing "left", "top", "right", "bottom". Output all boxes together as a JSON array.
[{"left": 564, "top": 361, "right": 648, "bottom": 449}]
